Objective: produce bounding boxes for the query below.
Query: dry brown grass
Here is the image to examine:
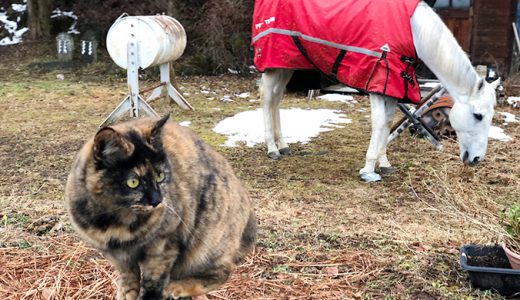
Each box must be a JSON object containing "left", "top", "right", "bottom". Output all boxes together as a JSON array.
[
  {"left": 0, "top": 234, "right": 385, "bottom": 300},
  {"left": 0, "top": 235, "right": 116, "bottom": 300},
  {"left": 1, "top": 49, "right": 519, "bottom": 299}
]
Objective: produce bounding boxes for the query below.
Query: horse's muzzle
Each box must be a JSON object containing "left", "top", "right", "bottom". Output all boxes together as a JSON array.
[{"left": 463, "top": 151, "right": 480, "bottom": 167}]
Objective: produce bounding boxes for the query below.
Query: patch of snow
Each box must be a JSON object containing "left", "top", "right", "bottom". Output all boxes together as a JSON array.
[
  {"left": 178, "top": 121, "right": 191, "bottom": 127},
  {"left": 0, "top": 9, "right": 28, "bottom": 45},
  {"left": 497, "top": 112, "right": 518, "bottom": 124},
  {"left": 507, "top": 96, "right": 520, "bottom": 108},
  {"left": 213, "top": 108, "right": 352, "bottom": 147},
  {"left": 237, "top": 92, "right": 250, "bottom": 98},
  {"left": 318, "top": 93, "right": 356, "bottom": 104},
  {"left": 12, "top": 4, "right": 26, "bottom": 12},
  {"left": 220, "top": 95, "right": 233, "bottom": 102},
  {"left": 228, "top": 68, "right": 239, "bottom": 74},
  {"left": 489, "top": 126, "right": 512, "bottom": 142}
]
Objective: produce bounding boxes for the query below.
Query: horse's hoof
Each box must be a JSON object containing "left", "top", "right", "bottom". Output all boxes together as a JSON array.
[
  {"left": 360, "top": 172, "right": 382, "bottom": 182},
  {"left": 379, "top": 166, "right": 396, "bottom": 175},
  {"left": 268, "top": 151, "right": 281, "bottom": 160},
  {"left": 279, "top": 147, "right": 291, "bottom": 156}
]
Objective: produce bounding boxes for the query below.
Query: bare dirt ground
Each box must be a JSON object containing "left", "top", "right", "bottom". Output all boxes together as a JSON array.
[{"left": 0, "top": 44, "right": 519, "bottom": 299}]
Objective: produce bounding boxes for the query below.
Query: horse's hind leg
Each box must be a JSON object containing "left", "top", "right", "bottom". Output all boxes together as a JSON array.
[
  {"left": 260, "top": 69, "right": 293, "bottom": 160},
  {"left": 377, "top": 97, "right": 398, "bottom": 175},
  {"left": 360, "top": 94, "right": 397, "bottom": 182}
]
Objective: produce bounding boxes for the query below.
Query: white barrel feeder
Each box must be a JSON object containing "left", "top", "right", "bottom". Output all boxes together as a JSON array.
[
  {"left": 100, "top": 14, "right": 192, "bottom": 127},
  {"left": 106, "top": 15, "right": 187, "bottom": 69}
]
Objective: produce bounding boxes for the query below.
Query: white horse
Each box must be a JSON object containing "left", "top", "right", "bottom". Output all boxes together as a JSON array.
[{"left": 259, "top": 2, "right": 500, "bottom": 182}]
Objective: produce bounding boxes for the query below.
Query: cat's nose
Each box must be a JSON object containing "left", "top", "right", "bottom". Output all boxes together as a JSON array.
[{"left": 148, "top": 191, "right": 162, "bottom": 207}]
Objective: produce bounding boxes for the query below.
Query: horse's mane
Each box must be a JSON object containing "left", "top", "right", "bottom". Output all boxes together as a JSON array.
[{"left": 411, "top": 2, "right": 479, "bottom": 99}]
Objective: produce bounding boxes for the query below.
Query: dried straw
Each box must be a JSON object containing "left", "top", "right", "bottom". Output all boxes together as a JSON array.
[
  {"left": 0, "top": 235, "right": 116, "bottom": 300},
  {"left": 0, "top": 235, "right": 384, "bottom": 299},
  {"left": 208, "top": 248, "right": 385, "bottom": 299}
]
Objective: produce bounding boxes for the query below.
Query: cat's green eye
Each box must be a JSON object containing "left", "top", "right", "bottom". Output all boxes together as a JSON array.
[
  {"left": 127, "top": 178, "right": 140, "bottom": 189},
  {"left": 156, "top": 171, "right": 165, "bottom": 183}
]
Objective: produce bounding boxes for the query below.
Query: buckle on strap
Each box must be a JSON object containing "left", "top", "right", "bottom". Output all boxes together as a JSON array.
[
  {"left": 400, "top": 55, "right": 417, "bottom": 65},
  {"left": 400, "top": 71, "right": 416, "bottom": 86}
]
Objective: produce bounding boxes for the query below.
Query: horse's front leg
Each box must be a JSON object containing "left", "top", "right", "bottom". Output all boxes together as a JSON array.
[
  {"left": 260, "top": 92, "right": 280, "bottom": 159},
  {"left": 360, "top": 94, "right": 396, "bottom": 182},
  {"left": 272, "top": 69, "right": 293, "bottom": 156},
  {"left": 260, "top": 69, "right": 293, "bottom": 160}
]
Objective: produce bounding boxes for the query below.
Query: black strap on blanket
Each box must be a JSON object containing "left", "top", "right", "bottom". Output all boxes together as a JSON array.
[
  {"left": 400, "top": 55, "right": 417, "bottom": 99},
  {"left": 292, "top": 36, "right": 322, "bottom": 71},
  {"left": 364, "top": 50, "right": 389, "bottom": 94},
  {"left": 331, "top": 49, "right": 347, "bottom": 80},
  {"left": 383, "top": 52, "right": 390, "bottom": 94},
  {"left": 291, "top": 36, "right": 345, "bottom": 84}
]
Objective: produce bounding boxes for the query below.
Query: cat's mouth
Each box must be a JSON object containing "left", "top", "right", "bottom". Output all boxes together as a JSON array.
[
  {"left": 130, "top": 201, "right": 164, "bottom": 212},
  {"left": 130, "top": 192, "right": 164, "bottom": 211}
]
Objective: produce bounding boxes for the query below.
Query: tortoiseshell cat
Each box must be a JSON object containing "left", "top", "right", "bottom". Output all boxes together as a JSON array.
[{"left": 65, "top": 115, "right": 256, "bottom": 300}]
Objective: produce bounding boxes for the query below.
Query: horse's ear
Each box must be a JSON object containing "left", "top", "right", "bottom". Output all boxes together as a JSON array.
[{"left": 490, "top": 77, "right": 501, "bottom": 90}]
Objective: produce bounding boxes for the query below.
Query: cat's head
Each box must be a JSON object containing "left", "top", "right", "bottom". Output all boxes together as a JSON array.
[{"left": 88, "top": 114, "right": 171, "bottom": 212}]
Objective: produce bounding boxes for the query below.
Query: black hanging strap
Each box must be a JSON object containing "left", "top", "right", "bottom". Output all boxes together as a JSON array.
[
  {"left": 292, "top": 36, "right": 320, "bottom": 70},
  {"left": 364, "top": 50, "right": 388, "bottom": 92},
  {"left": 330, "top": 49, "right": 347, "bottom": 80},
  {"left": 291, "top": 35, "right": 339, "bottom": 83}
]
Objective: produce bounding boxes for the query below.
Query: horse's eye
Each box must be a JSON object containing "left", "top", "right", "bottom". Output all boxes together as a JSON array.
[{"left": 473, "top": 113, "right": 483, "bottom": 121}]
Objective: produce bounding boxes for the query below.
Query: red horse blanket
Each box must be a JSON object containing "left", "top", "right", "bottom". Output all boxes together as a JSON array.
[{"left": 252, "top": 0, "right": 422, "bottom": 103}]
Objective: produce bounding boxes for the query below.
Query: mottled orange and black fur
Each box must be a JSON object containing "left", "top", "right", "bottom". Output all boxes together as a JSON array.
[{"left": 65, "top": 115, "right": 256, "bottom": 300}]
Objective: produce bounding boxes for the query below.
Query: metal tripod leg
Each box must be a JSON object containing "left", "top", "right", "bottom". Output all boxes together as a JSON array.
[
  {"left": 99, "top": 25, "right": 159, "bottom": 127},
  {"left": 99, "top": 95, "right": 159, "bottom": 127},
  {"left": 147, "top": 63, "right": 194, "bottom": 110}
]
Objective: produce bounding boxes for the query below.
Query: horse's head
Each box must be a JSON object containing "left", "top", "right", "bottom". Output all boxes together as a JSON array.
[{"left": 449, "top": 78, "right": 500, "bottom": 166}]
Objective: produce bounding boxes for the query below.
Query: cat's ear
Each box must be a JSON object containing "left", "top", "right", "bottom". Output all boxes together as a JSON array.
[
  {"left": 150, "top": 114, "right": 170, "bottom": 146},
  {"left": 93, "top": 127, "right": 134, "bottom": 167}
]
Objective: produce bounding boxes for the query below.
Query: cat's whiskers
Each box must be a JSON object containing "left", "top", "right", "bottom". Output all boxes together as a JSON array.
[
  {"left": 164, "top": 203, "right": 213, "bottom": 249},
  {"left": 66, "top": 116, "right": 256, "bottom": 298},
  {"left": 130, "top": 204, "right": 153, "bottom": 212}
]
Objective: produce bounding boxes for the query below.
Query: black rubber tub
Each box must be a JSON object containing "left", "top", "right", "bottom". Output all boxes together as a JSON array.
[{"left": 460, "top": 244, "right": 520, "bottom": 296}]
